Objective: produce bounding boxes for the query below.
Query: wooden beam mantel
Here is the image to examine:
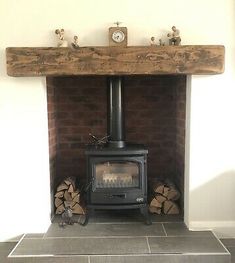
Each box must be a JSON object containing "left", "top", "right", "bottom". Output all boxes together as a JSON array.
[{"left": 6, "top": 45, "right": 225, "bottom": 77}]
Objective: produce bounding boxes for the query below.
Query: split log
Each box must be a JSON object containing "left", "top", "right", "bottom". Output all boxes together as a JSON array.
[
  {"left": 68, "top": 184, "right": 74, "bottom": 193},
  {"left": 163, "top": 200, "right": 180, "bottom": 215},
  {"left": 54, "top": 191, "right": 64, "bottom": 198},
  {"left": 167, "top": 188, "right": 181, "bottom": 201},
  {"left": 155, "top": 194, "right": 167, "bottom": 204},
  {"left": 72, "top": 193, "right": 80, "bottom": 204},
  {"left": 149, "top": 179, "right": 181, "bottom": 215},
  {"left": 150, "top": 197, "right": 162, "bottom": 208},
  {"left": 64, "top": 190, "right": 72, "bottom": 201},
  {"left": 152, "top": 182, "right": 165, "bottom": 194},
  {"left": 54, "top": 177, "right": 84, "bottom": 215},
  {"left": 72, "top": 203, "right": 85, "bottom": 215},
  {"left": 64, "top": 177, "right": 76, "bottom": 188},
  {"left": 64, "top": 179, "right": 72, "bottom": 186},
  {"left": 57, "top": 183, "right": 68, "bottom": 192},
  {"left": 55, "top": 204, "right": 65, "bottom": 214},
  {"left": 71, "top": 191, "right": 79, "bottom": 199},
  {"left": 64, "top": 200, "right": 73, "bottom": 208},
  {"left": 55, "top": 198, "right": 63, "bottom": 208},
  {"left": 162, "top": 186, "right": 170, "bottom": 197},
  {"left": 70, "top": 200, "right": 78, "bottom": 208},
  {"left": 151, "top": 180, "right": 180, "bottom": 201},
  {"left": 149, "top": 206, "right": 161, "bottom": 214}
]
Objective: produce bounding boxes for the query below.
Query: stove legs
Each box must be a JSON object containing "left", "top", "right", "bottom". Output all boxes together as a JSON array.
[
  {"left": 140, "top": 205, "right": 152, "bottom": 225},
  {"left": 77, "top": 213, "right": 89, "bottom": 226}
]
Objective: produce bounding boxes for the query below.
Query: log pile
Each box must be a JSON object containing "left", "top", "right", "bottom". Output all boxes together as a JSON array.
[
  {"left": 149, "top": 180, "right": 180, "bottom": 215},
  {"left": 54, "top": 177, "right": 85, "bottom": 215}
]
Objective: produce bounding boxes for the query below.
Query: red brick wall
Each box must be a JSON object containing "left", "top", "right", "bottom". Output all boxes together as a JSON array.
[
  {"left": 52, "top": 77, "right": 107, "bottom": 184},
  {"left": 46, "top": 77, "right": 58, "bottom": 217},
  {"left": 175, "top": 76, "right": 186, "bottom": 209},
  {"left": 46, "top": 76, "right": 186, "bottom": 205},
  {"left": 47, "top": 78, "right": 57, "bottom": 161},
  {"left": 125, "top": 76, "right": 180, "bottom": 179}
]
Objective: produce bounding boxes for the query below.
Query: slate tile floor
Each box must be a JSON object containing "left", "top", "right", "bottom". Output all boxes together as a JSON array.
[
  {"left": 0, "top": 211, "right": 232, "bottom": 262},
  {"left": 221, "top": 239, "right": 235, "bottom": 263}
]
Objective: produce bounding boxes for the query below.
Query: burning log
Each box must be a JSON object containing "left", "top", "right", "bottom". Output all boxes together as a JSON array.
[
  {"left": 149, "top": 179, "right": 180, "bottom": 215},
  {"left": 54, "top": 177, "right": 85, "bottom": 215}
]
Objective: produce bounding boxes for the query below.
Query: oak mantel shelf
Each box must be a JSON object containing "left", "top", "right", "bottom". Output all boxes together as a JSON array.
[{"left": 6, "top": 45, "right": 225, "bottom": 77}]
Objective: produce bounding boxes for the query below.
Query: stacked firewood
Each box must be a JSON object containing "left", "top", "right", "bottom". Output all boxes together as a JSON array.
[
  {"left": 149, "top": 180, "right": 180, "bottom": 215},
  {"left": 54, "top": 177, "right": 85, "bottom": 215}
]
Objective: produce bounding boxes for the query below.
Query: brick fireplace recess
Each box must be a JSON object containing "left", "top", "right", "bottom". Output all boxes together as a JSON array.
[
  {"left": 6, "top": 45, "right": 225, "bottom": 221},
  {"left": 47, "top": 74, "right": 186, "bottom": 219}
]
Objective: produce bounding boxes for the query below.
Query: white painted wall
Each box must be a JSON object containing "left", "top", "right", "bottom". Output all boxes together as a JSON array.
[{"left": 0, "top": 0, "right": 234, "bottom": 240}]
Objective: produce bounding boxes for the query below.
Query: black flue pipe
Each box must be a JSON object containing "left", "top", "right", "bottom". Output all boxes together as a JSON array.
[{"left": 107, "top": 76, "right": 125, "bottom": 148}]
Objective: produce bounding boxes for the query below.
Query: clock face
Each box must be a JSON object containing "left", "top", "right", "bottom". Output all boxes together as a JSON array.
[{"left": 112, "top": 30, "right": 125, "bottom": 43}]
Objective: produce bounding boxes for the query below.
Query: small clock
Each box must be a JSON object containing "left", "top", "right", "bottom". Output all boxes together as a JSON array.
[
  {"left": 112, "top": 30, "right": 125, "bottom": 43},
  {"left": 109, "top": 25, "right": 127, "bottom": 47}
]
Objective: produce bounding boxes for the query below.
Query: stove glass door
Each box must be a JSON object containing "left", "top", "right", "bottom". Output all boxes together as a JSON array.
[{"left": 94, "top": 161, "right": 140, "bottom": 189}]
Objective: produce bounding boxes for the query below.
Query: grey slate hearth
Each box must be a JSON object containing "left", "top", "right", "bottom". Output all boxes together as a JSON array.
[{"left": 7, "top": 213, "right": 230, "bottom": 263}]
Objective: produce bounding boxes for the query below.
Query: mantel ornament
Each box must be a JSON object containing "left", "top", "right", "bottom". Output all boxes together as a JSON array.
[
  {"left": 54, "top": 24, "right": 183, "bottom": 48},
  {"left": 167, "top": 26, "right": 181, "bottom": 46},
  {"left": 109, "top": 22, "right": 128, "bottom": 47},
  {"left": 72, "top": 35, "right": 79, "bottom": 49},
  {"left": 55, "top": 28, "right": 68, "bottom": 47},
  {"left": 150, "top": 37, "right": 165, "bottom": 46}
]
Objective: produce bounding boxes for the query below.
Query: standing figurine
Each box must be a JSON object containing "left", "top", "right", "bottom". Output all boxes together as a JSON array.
[
  {"left": 72, "top": 35, "right": 79, "bottom": 49},
  {"left": 167, "top": 26, "right": 181, "bottom": 45},
  {"left": 150, "top": 36, "right": 156, "bottom": 46},
  {"left": 55, "top": 28, "right": 68, "bottom": 47},
  {"left": 59, "top": 207, "right": 74, "bottom": 228}
]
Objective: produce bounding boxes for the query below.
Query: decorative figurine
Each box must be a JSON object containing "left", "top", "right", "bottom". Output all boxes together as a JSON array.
[
  {"left": 59, "top": 207, "right": 74, "bottom": 227},
  {"left": 55, "top": 28, "right": 68, "bottom": 47},
  {"left": 167, "top": 26, "right": 181, "bottom": 45},
  {"left": 59, "top": 203, "right": 88, "bottom": 227},
  {"left": 150, "top": 36, "right": 156, "bottom": 46},
  {"left": 71, "top": 35, "right": 79, "bottom": 49}
]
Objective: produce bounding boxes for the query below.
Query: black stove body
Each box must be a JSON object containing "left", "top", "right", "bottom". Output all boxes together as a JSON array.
[
  {"left": 86, "top": 145, "right": 148, "bottom": 206},
  {"left": 85, "top": 77, "right": 150, "bottom": 223}
]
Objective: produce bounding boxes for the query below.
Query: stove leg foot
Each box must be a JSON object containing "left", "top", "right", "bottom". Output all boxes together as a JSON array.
[
  {"left": 78, "top": 213, "right": 89, "bottom": 226},
  {"left": 140, "top": 206, "right": 152, "bottom": 225}
]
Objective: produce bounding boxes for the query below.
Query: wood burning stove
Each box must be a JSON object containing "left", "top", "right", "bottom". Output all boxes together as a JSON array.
[
  {"left": 86, "top": 146, "right": 148, "bottom": 205},
  {"left": 86, "top": 76, "right": 150, "bottom": 224}
]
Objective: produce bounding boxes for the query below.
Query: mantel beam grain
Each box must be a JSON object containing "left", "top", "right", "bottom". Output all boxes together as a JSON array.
[{"left": 6, "top": 46, "right": 225, "bottom": 77}]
